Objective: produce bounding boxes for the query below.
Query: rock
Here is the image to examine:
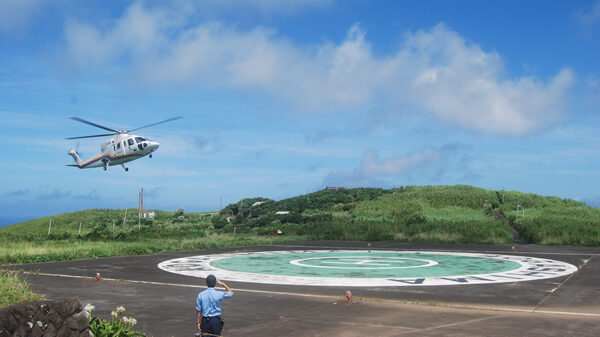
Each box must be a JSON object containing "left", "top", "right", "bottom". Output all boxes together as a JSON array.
[
  {"left": 42, "top": 323, "right": 56, "bottom": 337},
  {"left": 79, "top": 328, "right": 94, "bottom": 337},
  {"left": 56, "top": 324, "right": 69, "bottom": 337},
  {"left": 30, "top": 324, "right": 43, "bottom": 337},
  {"left": 58, "top": 299, "right": 80, "bottom": 317},
  {"left": 47, "top": 308, "right": 63, "bottom": 330},
  {"left": 65, "top": 312, "right": 88, "bottom": 331},
  {"left": 0, "top": 299, "right": 86, "bottom": 337}
]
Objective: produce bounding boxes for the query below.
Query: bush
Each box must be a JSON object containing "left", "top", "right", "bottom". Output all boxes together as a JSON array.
[{"left": 211, "top": 216, "right": 228, "bottom": 229}]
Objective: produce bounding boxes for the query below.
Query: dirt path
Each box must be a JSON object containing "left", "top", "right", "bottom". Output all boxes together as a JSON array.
[{"left": 494, "top": 210, "right": 525, "bottom": 244}]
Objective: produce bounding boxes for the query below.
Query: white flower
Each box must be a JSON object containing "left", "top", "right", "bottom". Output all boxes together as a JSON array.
[
  {"left": 111, "top": 311, "right": 118, "bottom": 318},
  {"left": 37, "top": 321, "right": 43, "bottom": 328},
  {"left": 129, "top": 317, "right": 137, "bottom": 327},
  {"left": 83, "top": 304, "right": 95, "bottom": 319},
  {"left": 116, "top": 306, "right": 126, "bottom": 314},
  {"left": 27, "top": 322, "right": 33, "bottom": 328},
  {"left": 122, "top": 316, "right": 129, "bottom": 324}
]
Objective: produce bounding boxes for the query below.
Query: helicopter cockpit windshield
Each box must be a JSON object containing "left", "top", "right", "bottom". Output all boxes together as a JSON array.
[{"left": 135, "top": 136, "right": 149, "bottom": 150}]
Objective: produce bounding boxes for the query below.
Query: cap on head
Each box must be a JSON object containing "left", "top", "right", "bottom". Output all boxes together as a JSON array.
[{"left": 206, "top": 274, "right": 216, "bottom": 287}]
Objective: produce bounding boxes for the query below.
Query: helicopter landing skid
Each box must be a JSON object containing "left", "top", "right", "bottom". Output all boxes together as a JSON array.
[{"left": 121, "top": 164, "right": 129, "bottom": 172}]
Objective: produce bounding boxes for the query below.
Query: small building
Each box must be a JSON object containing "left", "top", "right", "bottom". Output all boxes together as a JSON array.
[
  {"left": 142, "top": 211, "right": 155, "bottom": 219},
  {"left": 252, "top": 201, "right": 267, "bottom": 207},
  {"left": 325, "top": 186, "right": 345, "bottom": 191},
  {"left": 275, "top": 211, "right": 289, "bottom": 215}
]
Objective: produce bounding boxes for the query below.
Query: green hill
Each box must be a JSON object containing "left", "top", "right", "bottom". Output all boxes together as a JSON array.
[
  {"left": 1, "top": 185, "right": 599, "bottom": 265},
  {"left": 219, "top": 185, "right": 599, "bottom": 246}
]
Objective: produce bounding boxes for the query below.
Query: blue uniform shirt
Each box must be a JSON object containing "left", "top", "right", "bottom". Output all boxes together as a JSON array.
[{"left": 196, "top": 287, "right": 232, "bottom": 317}]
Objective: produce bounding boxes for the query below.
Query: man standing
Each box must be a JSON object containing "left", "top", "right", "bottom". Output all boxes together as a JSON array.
[{"left": 196, "top": 274, "right": 234, "bottom": 337}]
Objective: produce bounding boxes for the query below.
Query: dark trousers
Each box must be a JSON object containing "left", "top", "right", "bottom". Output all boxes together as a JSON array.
[{"left": 201, "top": 316, "right": 222, "bottom": 336}]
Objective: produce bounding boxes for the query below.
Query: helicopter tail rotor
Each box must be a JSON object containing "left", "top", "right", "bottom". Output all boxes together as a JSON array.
[{"left": 68, "top": 148, "right": 83, "bottom": 166}]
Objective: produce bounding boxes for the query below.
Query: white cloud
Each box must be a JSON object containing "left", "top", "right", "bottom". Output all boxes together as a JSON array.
[
  {"left": 193, "top": 0, "right": 333, "bottom": 15},
  {"left": 323, "top": 145, "right": 465, "bottom": 187},
  {"left": 62, "top": 3, "right": 576, "bottom": 136},
  {"left": 575, "top": 0, "right": 600, "bottom": 27},
  {"left": 0, "top": 0, "right": 46, "bottom": 34}
]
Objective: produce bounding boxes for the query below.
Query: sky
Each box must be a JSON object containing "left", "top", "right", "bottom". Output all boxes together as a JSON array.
[{"left": 1, "top": 0, "right": 599, "bottom": 226}]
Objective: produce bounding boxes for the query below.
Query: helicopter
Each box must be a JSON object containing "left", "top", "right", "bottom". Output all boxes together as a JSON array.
[{"left": 66, "top": 116, "right": 181, "bottom": 171}]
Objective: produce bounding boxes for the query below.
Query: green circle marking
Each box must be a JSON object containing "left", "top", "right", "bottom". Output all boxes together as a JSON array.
[{"left": 210, "top": 251, "right": 520, "bottom": 278}]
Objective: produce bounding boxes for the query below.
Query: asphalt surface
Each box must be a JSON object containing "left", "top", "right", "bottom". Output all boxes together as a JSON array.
[{"left": 3, "top": 241, "right": 600, "bottom": 337}]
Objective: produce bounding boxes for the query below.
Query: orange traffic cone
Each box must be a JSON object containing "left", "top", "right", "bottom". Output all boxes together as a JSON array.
[{"left": 345, "top": 290, "right": 352, "bottom": 303}]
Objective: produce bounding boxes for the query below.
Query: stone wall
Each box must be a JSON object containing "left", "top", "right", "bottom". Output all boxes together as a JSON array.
[{"left": 0, "top": 298, "right": 92, "bottom": 337}]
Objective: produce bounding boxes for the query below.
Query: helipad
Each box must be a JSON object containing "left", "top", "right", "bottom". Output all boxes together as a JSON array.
[{"left": 158, "top": 250, "right": 578, "bottom": 286}]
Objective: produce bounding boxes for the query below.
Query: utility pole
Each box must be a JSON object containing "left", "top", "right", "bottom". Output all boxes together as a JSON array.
[
  {"left": 79, "top": 222, "right": 82, "bottom": 236},
  {"left": 138, "top": 188, "right": 143, "bottom": 230},
  {"left": 47, "top": 219, "right": 52, "bottom": 236},
  {"left": 123, "top": 209, "right": 128, "bottom": 226}
]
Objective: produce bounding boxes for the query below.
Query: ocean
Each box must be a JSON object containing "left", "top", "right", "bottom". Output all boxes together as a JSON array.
[{"left": 0, "top": 216, "right": 33, "bottom": 228}]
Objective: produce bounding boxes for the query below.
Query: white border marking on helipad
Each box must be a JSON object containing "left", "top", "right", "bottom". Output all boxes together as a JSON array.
[{"left": 157, "top": 250, "right": 578, "bottom": 287}]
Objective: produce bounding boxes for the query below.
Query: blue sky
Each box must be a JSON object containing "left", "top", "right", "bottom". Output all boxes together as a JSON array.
[{"left": 1, "top": 0, "right": 599, "bottom": 225}]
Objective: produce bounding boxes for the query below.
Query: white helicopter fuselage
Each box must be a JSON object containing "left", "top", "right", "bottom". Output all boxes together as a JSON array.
[{"left": 68, "top": 133, "right": 159, "bottom": 170}]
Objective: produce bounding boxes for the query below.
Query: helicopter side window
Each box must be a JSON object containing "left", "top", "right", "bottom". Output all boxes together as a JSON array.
[
  {"left": 135, "top": 137, "right": 146, "bottom": 143},
  {"left": 117, "top": 143, "right": 121, "bottom": 149},
  {"left": 128, "top": 139, "right": 135, "bottom": 146}
]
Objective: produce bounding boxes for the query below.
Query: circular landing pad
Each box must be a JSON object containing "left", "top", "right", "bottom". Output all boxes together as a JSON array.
[{"left": 158, "top": 250, "right": 577, "bottom": 287}]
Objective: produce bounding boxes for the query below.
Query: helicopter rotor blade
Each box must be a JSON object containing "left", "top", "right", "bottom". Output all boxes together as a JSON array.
[
  {"left": 128, "top": 116, "right": 182, "bottom": 132},
  {"left": 70, "top": 117, "right": 119, "bottom": 133},
  {"left": 66, "top": 133, "right": 116, "bottom": 140}
]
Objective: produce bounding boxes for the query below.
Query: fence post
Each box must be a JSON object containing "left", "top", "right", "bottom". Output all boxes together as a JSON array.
[
  {"left": 79, "top": 222, "right": 82, "bottom": 236},
  {"left": 47, "top": 220, "right": 52, "bottom": 236}
]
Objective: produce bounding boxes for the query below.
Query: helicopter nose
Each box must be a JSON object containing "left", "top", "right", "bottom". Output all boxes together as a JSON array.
[{"left": 149, "top": 141, "right": 160, "bottom": 151}]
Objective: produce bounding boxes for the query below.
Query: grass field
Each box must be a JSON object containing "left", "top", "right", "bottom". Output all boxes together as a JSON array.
[{"left": 0, "top": 234, "right": 305, "bottom": 266}]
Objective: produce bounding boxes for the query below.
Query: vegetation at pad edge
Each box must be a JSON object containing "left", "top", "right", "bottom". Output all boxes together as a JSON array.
[
  {"left": 1, "top": 185, "right": 599, "bottom": 267},
  {"left": 0, "top": 270, "right": 45, "bottom": 308},
  {"left": 86, "top": 305, "right": 146, "bottom": 337}
]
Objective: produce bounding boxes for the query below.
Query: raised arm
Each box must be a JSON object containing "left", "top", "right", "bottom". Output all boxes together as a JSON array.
[{"left": 216, "top": 279, "right": 234, "bottom": 295}]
